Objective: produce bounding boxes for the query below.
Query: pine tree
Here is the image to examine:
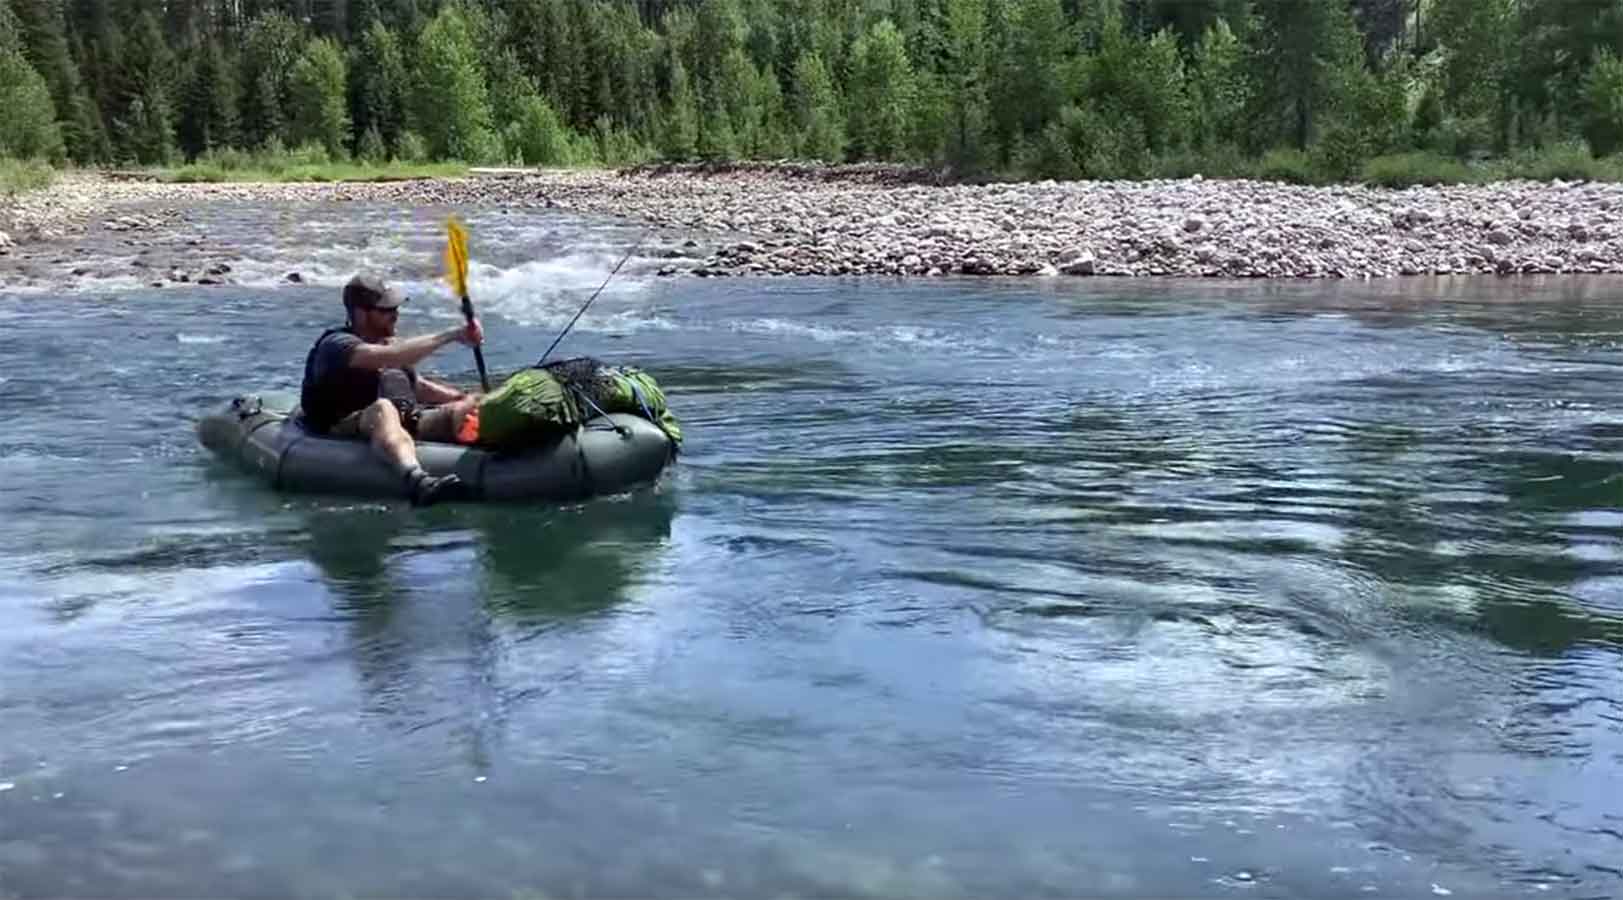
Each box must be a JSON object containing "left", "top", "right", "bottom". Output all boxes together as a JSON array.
[
  {"left": 716, "top": 46, "right": 756, "bottom": 144},
  {"left": 1429, "top": 0, "right": 1514, "bottom": 153},
  {"left": 942, "top": 0, "right": 988, "bottom": 166},
  {"left": 0, "top": 0, "right": 20, "bottom": 53},
  {"left": 506, "top": 0, "right": 550, "bottom": 96},
  {"left": 693, "top": 0, "right": 745, "bottom": 92},
  {"left": 179, "top": 35, "right": 240, "bottom": 157},
  {"left": 989, "top": 0, "right": 1066, "bottom": 147},
  {"left": 659, "top": 52, "right": 698, "bottom": 159},
  {"left": 1243, "top": 0, "right": 1368, "bottom": 151},
  {"left": 351, "top": 0, "right": 383, "bottom": 29},
  {"left": 1516, "top": 0, "right": 1623, "bottom": 136},
  {"left": 312, "top": 0, "right": 347, "bottom": 38},
  {"left": 745, "top": 57, "right": 789, "bottom": 157},
  {"left": 81, "top": 13, "right": 123, "bottom": 149},
  {"left": 790, "top": 49, "right": 844, "bottom": 161},
  {"left": 240, "top": 11, "right": 303, "bottom": 150},
  {"left": 847, "top": 19, "right": 914, "bottom": 159},
  {"left": 351, "top": 19, "right": 407, "bottom": 154},
  {"left": 592, "top": 0, "right": 658, "bottom": 135},
  {"left": 696, "top": 81, "right": 737, "bottom": 159},
  {"left": 537, "top": 0, "right": 581, "bottom": 121},
  {"left": 1582, "top": 48, "right": 1623, "bottom": 156},
  {"left": 1134, "top": 28, "right": 1193, "bottom": 153},
  {"left": 485, "top": 48, "right": 533, "bottom": 148},
  {"left": 11, "top": 0, "right": 101, "bottom": 161},
  {"left": 1134, "top": 0, "right": 1250, "bottom": 47},
  {"left": 411, "top": 3, "right": 496, "bottom": 161},
  {"left": 0, "top": 41, "right": 65, "bottom": 159},
  {"left": 1349, "top": 0, "right": 1408, "bottom": 65},
  {"left": 113, "top": 9, "right": 177, "bottom": 163},
  {"left": 289, "top": 36, "right": 349, "bottom": 157},
  {"left": 1188, "top": 17, "right": 1247, "bottom": 152},
  {"left": 570, "top": 0, "right": 614, "bottom": 127}
]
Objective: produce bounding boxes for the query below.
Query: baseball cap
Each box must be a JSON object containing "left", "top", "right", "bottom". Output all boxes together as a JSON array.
[{"left": 343, "top": 274, "right": 407, "bottom": 310}]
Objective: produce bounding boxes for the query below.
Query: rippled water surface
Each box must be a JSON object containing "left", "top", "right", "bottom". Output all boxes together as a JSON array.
[{"left": 2, "top": 202, "right": 1622, "bottom": 898}]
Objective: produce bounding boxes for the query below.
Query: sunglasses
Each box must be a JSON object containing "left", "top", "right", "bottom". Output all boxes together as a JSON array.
[{"left": 367, "top": 306, "right": 400, "bottom": 318}]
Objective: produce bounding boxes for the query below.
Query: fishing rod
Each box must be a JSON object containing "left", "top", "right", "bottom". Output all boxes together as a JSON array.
[{"left": 536, "top": 230, "right": 650, "bottom": 366}]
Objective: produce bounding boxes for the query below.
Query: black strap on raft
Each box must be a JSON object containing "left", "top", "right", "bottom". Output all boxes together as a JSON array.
[{"left": 573, "top": 384, "right": 632, "bottom": 439}]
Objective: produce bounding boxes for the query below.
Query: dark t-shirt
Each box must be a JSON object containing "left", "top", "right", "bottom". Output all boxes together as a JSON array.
[{"left": 299, "top": 328, "right": 415, "bottom": 432}]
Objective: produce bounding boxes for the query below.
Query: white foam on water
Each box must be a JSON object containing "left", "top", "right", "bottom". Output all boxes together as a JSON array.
[
  {"left": 390, "top": 253, "right": 662, "bottom": 329},
  {"left": 221, "top": 231, "right": 429, "bottom": 290},
  {"left": 176, "top": 333, "right": 227, "bottom": 345},
  {"left": 728, "top": 317, "right": 860, "bottom": 344},
  {"left": 727, "top": 317, "right": 994, "bottom": 353},
  {"left": 4, "top": 270, "right": 156, "bottom": 297}
]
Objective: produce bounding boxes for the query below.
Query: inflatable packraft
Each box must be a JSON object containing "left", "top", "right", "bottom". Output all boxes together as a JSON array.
[{"left": 197, "top": 390, "right": 676, "bottom": 503}]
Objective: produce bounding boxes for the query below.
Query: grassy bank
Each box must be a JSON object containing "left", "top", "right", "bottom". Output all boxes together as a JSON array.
[
  {"left": 1008, "top": 140, "right": 1623, "bottom": 188},
  {"left": 159, "top": 161, "right": 470, "bottom": 183},
  {"left": 11, "top": 142, "right": 1623, "bottom": 195},
  {"left": 0, "top": 159, "right": 54, "bottom": 197},
  {"left": 157, "top": 158, "right": 469, "bottom": 184}
]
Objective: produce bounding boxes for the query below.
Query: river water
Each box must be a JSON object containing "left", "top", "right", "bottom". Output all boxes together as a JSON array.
[{"left": 1, "top": 202, "right": 1621, "bottom": 898}]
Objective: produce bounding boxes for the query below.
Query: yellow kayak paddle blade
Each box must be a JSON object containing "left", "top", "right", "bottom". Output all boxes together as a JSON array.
[{"left": 445, "top": 217, "right": 470, "bottom": 299}]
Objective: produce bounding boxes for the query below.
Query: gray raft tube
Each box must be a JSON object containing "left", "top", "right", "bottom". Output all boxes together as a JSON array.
[{"left": 197, "top": 392, "right": 677, "bottom": 503}]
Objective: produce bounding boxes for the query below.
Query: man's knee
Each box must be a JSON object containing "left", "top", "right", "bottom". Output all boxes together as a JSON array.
[{"left": 359, "top": 398, "right": 401, "bottom": 434}]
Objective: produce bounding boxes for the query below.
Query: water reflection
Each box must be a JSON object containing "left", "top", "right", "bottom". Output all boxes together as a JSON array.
[{"left": 472, "top": 493, "right": 678, "bottom": 622}]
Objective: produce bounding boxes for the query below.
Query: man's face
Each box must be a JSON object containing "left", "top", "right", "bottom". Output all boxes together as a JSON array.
[{"left": 357, "top": 305, "right": 399, "bottom": 340}]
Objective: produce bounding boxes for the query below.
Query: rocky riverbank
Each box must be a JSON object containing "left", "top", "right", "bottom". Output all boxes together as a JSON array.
[{"left": 7, "top": 165, "right": 1623, "bottom": 288}]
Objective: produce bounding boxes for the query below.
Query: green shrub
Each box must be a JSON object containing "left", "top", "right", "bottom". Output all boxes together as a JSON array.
[
  {"left": 1581, "top": 49, "right": 1623, "bottom": 157},
  {"left": 1152, "top": 145, "right": 1250, "bottom": 180},
  {"left": 1361, "top": 152, "right": 1478, "bottom": 187},
  {"left": 507, "top": 92, "right": 573, "bottom": 166},
  {"left": 198, "top": 146, "right": 256, "bottom": 170},
  {"left": 1427, "top": 114, "right": 1496, "bottom": 159},
  {"left": 0, "top": 157, "right": 54, "bottom": 196},
  {"left": 1020, "top": 115, "right": 1084, "bottom": 180},
  {"left": 592, "top": 117, "right": 654, "bottom": 166},
  {"left": 395, "top": 130, "right": 429, "bottom": 164},
  {"left": 1254, "top": 148, "right": 1322, "bottom": 184},
  {"left": 357, "top": 126, "right": 388, "bottom": 165},
  {"left": 0, "top": 50, "right": 65, "bottom": 162},
  {"left": 1016, "top": 102, "right": 1151, "bottom": 181},
  {"left": 1506, "top": 139, "right": 1612, "bottom": 181},
  {"left": 286, "top": 140, "right": 333, "bottom": 166}
]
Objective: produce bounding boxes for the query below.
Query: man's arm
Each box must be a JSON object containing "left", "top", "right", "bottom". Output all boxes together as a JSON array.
[{"left": 348, "top": 326, "right": 472, "bottom": 372}]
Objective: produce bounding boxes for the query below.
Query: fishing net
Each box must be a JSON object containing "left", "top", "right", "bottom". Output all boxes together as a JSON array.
[{"left": 540, "top": 356, "right": 683, "bottom": 447}]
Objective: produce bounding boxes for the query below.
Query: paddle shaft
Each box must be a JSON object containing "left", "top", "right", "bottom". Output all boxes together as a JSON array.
[{"left": 460, "top": 294, "right": 490, "bottom": 392}]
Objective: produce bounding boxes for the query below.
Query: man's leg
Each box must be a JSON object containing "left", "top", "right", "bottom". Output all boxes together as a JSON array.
[
  {"left": 412, "top": 396, "right": 479, "bottom": 444},
  {"left": 355, "top": 399, "right": 464, "bottom": 505},
  {"left": 357, "top": 398, "right": 421, "bottom": 477}
]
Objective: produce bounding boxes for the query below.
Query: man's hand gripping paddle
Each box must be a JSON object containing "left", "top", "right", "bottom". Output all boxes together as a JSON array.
[{"left": 444, "top": 217, "right": 490, "bottom": 393}]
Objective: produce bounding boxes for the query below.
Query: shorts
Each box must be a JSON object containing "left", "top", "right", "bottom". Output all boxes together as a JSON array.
[{"left": 328, "top": 404, "right": 460, "bottom": 442}]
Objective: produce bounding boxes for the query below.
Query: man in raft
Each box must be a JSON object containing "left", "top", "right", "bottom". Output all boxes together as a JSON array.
[{"left": 299, "top": 273, "right": 485, "bottom": 506}]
